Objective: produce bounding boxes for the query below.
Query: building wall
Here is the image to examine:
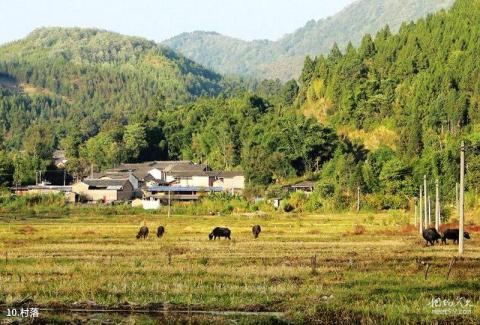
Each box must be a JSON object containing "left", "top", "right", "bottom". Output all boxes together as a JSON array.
[
  {"left": 176, "top": 176, "right": 210, "bottom": 187},
  {"left": 148, "top": 169, "right": 164, "bottom": 181},
  {"left": 128, "top": 175, "right": 139, "bottom": 190},
  {"left": 191, "top": 176, "right": 210, "bottom": 187},
  {"left": 90, "top": 190, "right": 118, "bottom": 202},
  {"left": 72, "top": 182, "right": 118, "bottom": 202},
  {"left": 117, "top": 181, "right": 134, "bottom": 201},
  {"left": 71, "top": 182, "right": 89, "bottom": 197},
  {"left": 214, "top": 176, "right": 245, "bottom": 191},
  {"left": 100, "top": 175, "right": 139, "bottom": 189}
]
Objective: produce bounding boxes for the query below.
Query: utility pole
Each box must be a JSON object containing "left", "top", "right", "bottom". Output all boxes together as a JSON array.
[
  {"left": 428, "top": 196, "right": 432, "bottom": 226},
  {"left": 168, "top": 189, "right": 171, "bottom": 218},
  {"left": 63, "top": 170, "right": 66, "bottom": 186},
  {"left": 419, "top": 187, "right": 423, "bottom": 234},
  {"left": 435, "top": 179, "right": 440, "bottom": 231},
  {"left": 414, "top": 197, "right": 418, "bottom": 227},
  {"left": 356, "top": 186, "right": 360, "bottom": 213},
  {"left": 90, "top": 164, "right": 94, "bottom": 178},
  {"left": 459, "top": 141, "right": 465, "bottom": 255},
  {"left": 456, "top": 182, "right": 459, "bottom": 216},
  {"left": 423, "top": 175, "right": 428, "bottom": 228}
]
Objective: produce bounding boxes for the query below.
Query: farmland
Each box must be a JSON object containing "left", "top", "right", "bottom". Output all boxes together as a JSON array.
[{"left": 0, "top": 209, "right": 479, "bottom": 324}]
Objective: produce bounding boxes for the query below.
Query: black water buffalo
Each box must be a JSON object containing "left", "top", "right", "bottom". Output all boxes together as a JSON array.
[
  {"left": 157, "top": 226, "right": 165, "bottom": 238},
  {"left": 136, "top": 226, "right": 149, "bottom": 239},
  {"left": 442, "top": 229, "right": 471, "bottom": 244},
  {"left": 209, "top": 227, "right": 231, "bottom": 240},
  {"left": 252, "top": 225, "right": 261, "bottom": 239},
  {"left": 422, "top": 228, "right": 441, "bottom": 246}
]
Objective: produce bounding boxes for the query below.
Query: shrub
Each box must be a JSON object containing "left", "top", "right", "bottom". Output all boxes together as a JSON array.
[
  {"left": 285, "top": 191, "right": 308, "bottom": 212},
  {"left": 363, "top": 193, "right": 408, "bottom": 210},
  {"left": 0, "top": 193, "right": 66, "bottom": 213}
]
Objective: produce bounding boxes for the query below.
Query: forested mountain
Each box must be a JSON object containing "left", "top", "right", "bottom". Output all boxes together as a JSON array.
[
  {"left": 0, "top": 27, "right": 230, "bottom": 152},
  {"left": 296, "top": 0, "right": 480, "bottom": 207},
  {"left": 164, "top": 0, "right": 454, "bottom": 80},
  {"left": 0, "top": 27, "right": 224, "bottom": 111}
]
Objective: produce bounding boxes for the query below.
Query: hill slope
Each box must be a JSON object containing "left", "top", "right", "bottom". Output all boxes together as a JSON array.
[
  {"left": 0, "top": 27, "right": 224, "bottom": 116},
  {"left": 296, "top": 0, "right": 480, "bottom": 197},
  {"left": 164, "top": 0, "right": 454, "bottom": 80}
]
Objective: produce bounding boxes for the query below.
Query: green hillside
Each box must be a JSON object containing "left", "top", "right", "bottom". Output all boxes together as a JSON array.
[
  {"left": 0, "top": 27, "right": 223, "bottom": 114},
  {"left": 295, "top": 0, "right": 480, "bottom": 206},
  {"left": 0, "top": 27, "right": 229, "bottom": 157},
  {"left": 164, "top": 0, "right": 454, "bottom": 80}
]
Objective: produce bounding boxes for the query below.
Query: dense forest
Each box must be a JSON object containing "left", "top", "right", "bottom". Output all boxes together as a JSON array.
[
  {"left": 297, "top": 0, "right": 480, "bottom": 208},
  {"left": 1, "top": 0, "right": 480, "bottom": 212},
  {"left": 165, "top": 0, "right": 453, "bottom": 80}
]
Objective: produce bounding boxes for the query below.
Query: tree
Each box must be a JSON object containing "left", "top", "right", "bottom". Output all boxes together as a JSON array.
[
  {"left": 123, "top": 123, "right": 148, "bottom": 162},
  {"left": 65, "top": 157, "right": 91, "bottom": 181},
  {"left": 81, "top": 131, "right": 123, "bottom": 169},
  {"left": 281, "top": 80, "right": 299, "bottom": 106},
  {"left": 0, "top": 151, "right": 13, "bottom": 186},
  {"left": 300, "top": 56, "right": 315, "bottom": 86},
  {"left": 23, "top": 124, "right": 55, "bottom": 160}
]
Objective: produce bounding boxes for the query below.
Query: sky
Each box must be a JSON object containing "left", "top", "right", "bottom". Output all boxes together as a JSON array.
[{"left": 0, "top": 0, "right": 356, "bottom": 45}]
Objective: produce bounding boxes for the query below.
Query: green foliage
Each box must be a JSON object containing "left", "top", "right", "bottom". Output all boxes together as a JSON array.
[
  {"left": 0, "top": 192, "right": 66, "bottom": 212},
  {"left": 23, "top": 123, "right": 56, "bottom": 160},
  {"left": 0, "top": 150, "right": 13, "bottom": 186},
  {"left": 297, "top": 0, "right": 480, "bottom": 205}
]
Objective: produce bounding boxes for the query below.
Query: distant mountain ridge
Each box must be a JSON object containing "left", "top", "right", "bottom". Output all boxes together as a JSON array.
[{"left": 164, "top": 0, "right": 455, "bottom": 80}]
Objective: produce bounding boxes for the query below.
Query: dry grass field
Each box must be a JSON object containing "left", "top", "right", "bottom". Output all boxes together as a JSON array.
[{"left": 0, "top": 209, "right": 479, "bottom": 324}]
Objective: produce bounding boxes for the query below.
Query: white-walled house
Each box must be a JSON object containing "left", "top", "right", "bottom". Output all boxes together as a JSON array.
[
  {"left": 83, "top": 161, "right": 245, "bottom": 202},
  {"left": 212, "top": 171, "right": 245, "bottom": 193},
  {"left": 72, "top": 179, "right": 135, "bottom": 203},
  {"left": 95, "top": 171, "right": 140, "bottom": 190}
]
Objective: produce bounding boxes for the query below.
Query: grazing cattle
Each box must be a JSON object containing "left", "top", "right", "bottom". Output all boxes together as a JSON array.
[
  {"left": 252, "top": 225, "right": 261, "bottom": 239},
  {"left": 136, "top": 226, "right": 149, "bottom": 239},
  {"left": 422, "top": 228, "right": 441, "bottom": 246},
  {"left": 209, "top": 227, "right": 231, "bottom": 240},
  {"left": 157, "top": 226, "right": 165, "bottom": 238},
  {"left": 442, "top": 229, "right": 471, "bottom": 244}
]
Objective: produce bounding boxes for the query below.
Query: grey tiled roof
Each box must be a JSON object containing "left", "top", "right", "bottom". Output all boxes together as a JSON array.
[
  {"left": 291, "top": 181, "right": 316, "bottom": 188},
  {"left": 82, "top": 179, "right": 130, "bottom": 189}
]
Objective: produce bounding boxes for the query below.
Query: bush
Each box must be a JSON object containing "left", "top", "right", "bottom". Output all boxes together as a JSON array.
[
  {"left": 363, "top": 193, "right": 408, "bottom": 210},
  {"left": 305, "top": 191, "right": 323, "bottom": 212},
  {"left": 285, "top": 191, "right": 308, "bottom": 212},
  {"left": 157, "top": 193, "right": 254, "bottom": 216},
  {"left": 0, "top": 193, "right": 66, "bottom": 213}
]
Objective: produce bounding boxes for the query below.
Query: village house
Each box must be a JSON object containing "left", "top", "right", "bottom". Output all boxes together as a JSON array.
[
  {"left": 211, "top": 171, "right": 245, "bottom": 193},
  {"left": 26, "top": 183, "right": 76, "bottom": 202},
  {"left": 93, "top": 170, "right": 140, "bottom": 190},
  {"left": 289, "top": 181, "right": 316, "bottom": 194},
  {"left": 73, "top": 161, "right": 245, "bottom": 204},
  {"left": 72, "top": 179, "right": 135, "bottom": 203},
  {"left": 144, "top": 185, "right": 223, "bottom": 202},
  {"left": 12, "top": 182, "right": 76, "bottom": 202},
  {"left": 95, "top": 161, "right": 210, "bottom": 188}
]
